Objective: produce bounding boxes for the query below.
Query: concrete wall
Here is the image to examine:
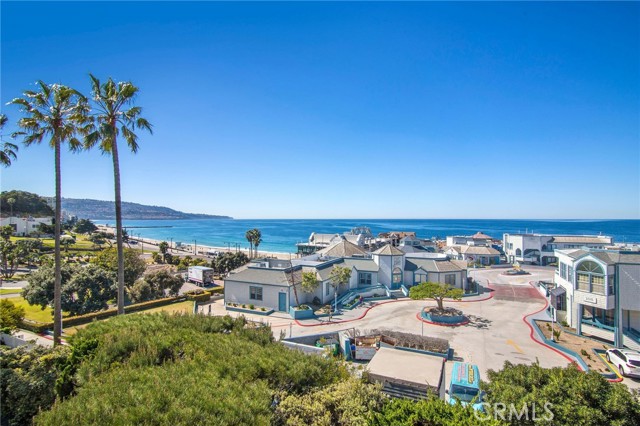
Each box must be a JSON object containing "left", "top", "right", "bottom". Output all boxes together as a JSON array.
[{"left": 619, "top": 264, "right": 640, "bottom": 311}]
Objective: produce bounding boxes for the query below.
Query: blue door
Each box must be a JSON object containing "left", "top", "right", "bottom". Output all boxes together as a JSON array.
[{"left": 278, "top": 292, "right": 287, "bottom": 312}]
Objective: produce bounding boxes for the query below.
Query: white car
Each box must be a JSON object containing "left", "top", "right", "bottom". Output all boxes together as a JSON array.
[{"left": 606, "top": 348, "right": 640, "bottom": 378}]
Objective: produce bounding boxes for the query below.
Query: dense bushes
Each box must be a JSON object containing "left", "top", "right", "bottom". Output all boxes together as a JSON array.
[{"left": 34, "top": 314, "right": 347, "bottom": 425}]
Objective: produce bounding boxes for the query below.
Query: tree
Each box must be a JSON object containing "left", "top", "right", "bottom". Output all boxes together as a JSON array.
[
  {"left": 85, "top": 74, "right": 152, "bottom": 315},
  {"left": 88, "top": 233, "right": 106, "bottom": 249},
  {"left": 301, "top": 271, "right": 320, "bottom": 295},
  {"left": 0, "top": 190, "right": 54, "bottom": 216},
  {"left": 16, "top": 239, "right": 42, "bottom": 270},
  {"left": 0, "top": 114, "right": 18, "bottom": 167},
  {"left": 212, "top": 251, "right": 249, "bottom": 275},
  {"left": 36, "top": 222, "right": 55, "bottom": 236},
  {"left": 74, "top": 219, "right": 97, "bottom": 234},
  {"left": 10, "top": 81, "right": 91, "bottom": 346},
  {"left": 22, "top": 264, "right": 115, "bottom": 316},
  {"left": 274, "top": 378, "right": 385, "bottom": 426},
  {"left": 482, "top": 361, "right": 640, "bottom": 426},
  {"left": 91, "top": 248, "right": 146, "bottom": 289},
  {"left": 7, "top": 197, "right": 16, "bottom": 219},
  {"left": 328, "top": 266, "right": 351, "bottom": 295},
  {"left": 252, "top": 229, "right": 262, "bottom": 257},
  {"left": 0, "top": 240, "right": 27, "bottom": 279},
  {"left": 0, "top": 299, "right": 25, "bottom": 331},
  {"left": 245, "top": 230, "right": 254, "bottom": 258},
  {"left": 0, "top": 225, "right": 13, "bottom": 241},
  {"left": 409, "top": 281, "right": 463, "bottom": 311},
  {"left": 128, "top": 270, "right": 183, "bottom": 303},
  {"left": 158, "top": 241, "right": 169, "bottom": 256}
]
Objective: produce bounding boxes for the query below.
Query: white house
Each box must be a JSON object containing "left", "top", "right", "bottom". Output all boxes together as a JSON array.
[
  {"left": 224, "top": 243, "right": 469, "bottom": 313},
  {"left": 503, "top": 233, "right": 614, "bottom": 266},
  {"left": 444, "top": 245, "right": 501, "bottom": 265},
  {"left": 446, "top": 232, "right": 493, "bottom": 247},
  {"left": 0, "top": 216, "right": 53, "bottom": 236},
  {"left": 553, "top": 248, "right": 640, "bottom": 350}
]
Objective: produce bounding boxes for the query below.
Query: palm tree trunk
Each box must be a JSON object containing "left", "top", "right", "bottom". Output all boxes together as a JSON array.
[
  {"left": 111, "top": 136, "right": 126, "bottom": 315},
  {"left": 53, "top": 140, "right": 62, "bottom": 346}
]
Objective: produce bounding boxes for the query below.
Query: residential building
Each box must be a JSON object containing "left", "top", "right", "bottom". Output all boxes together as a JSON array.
[
  {"left": 446, "top": 232, "right": 493, "bottom": 247},
  {"left": 224, "top": 243, "right": 469, "bottom": 313},
  {"left": 0, "top": 216, "right": 53, "bottom": 236},
  {"left": 444, "top": 245, "right": 501, "bottom": 265},
  {"left": 503, "top": 233, "right": 614, "bottom": 265},
  {"left": 553, "top": 248, "right": 640, "bottom": 350}
]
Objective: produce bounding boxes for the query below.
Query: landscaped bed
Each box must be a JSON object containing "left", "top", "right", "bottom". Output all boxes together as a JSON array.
[{"left": 534, "top": 320, "right": 612, "bottom": 374}]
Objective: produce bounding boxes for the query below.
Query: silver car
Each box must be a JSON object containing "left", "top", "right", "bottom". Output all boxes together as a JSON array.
[{"left": 606, "top": 348, "right": 640, "bottom": 378}]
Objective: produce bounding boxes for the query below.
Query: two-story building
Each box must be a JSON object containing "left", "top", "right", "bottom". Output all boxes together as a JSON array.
[
  {"left": 553, "top": 248, "right": 640, "bottom": 350},
  {"left": 503, "top": 233, "right": 614, "bottom": 265},
  {"left": 0, "top": 216, "right": 53, "bottom": 236}
]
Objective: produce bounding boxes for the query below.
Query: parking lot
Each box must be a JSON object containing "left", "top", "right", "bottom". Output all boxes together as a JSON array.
[{"left": 204, "top": 265, "right": 640, "bottom": 390}]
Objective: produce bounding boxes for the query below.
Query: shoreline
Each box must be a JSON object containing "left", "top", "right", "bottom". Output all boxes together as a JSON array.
[{"left": 97, "top": 225, "right": 296, "bottom": 261}]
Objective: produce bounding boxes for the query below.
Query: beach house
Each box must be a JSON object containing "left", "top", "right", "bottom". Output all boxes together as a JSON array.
[
  {"left": 0, "top": 216, "right": 53, "bottom": 236},
  {"left": 224, "top": 242, "right": 469, "bottom": 313},
  {"left": 552, "top": 248, "right": 640, "bottom": 350}
]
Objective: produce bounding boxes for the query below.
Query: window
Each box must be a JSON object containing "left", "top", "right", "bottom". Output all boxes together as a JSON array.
[
  {"left": 249, "top": 286, "right": 263, "bottom": 301},
  {"left": 358, "top": 272, "right": 372, "bottom": 286},
  {"left": 325, "top": 283, "right": 330, "bottom": 296},
  {"left": 576, "top": 261, "right": 606, "bottom": 294},
  {"left": 392, "top": 267, "right": 402, "bottom": 285},
  {"left": 560, "top": 263, "right": 567, "bottom": 279},
  {"left": 515, "top": 248, "right": 522, "bottom": 256},
  {"left": 608, "top": 275, "right": 615, "bottom": 295},
  {"left": 581, "top": 306, "right": 614, "bottom": 329},
  {"left": 414, "top": 272, "right": 428, "bottom": 285},
  {"left": 568, "top": 266, "right": 573, "bottom": 281},
  {"left": 445, "top": 274, "right": 456, "bottom": 286}
]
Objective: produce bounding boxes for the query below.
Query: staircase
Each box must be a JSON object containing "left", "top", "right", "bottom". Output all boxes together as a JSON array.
[
  {"left": 385, "top": 286, "right": 405, "bottom": 299},
  {"left": 381, "top": 381, "right": 429, "bottom": 401}
]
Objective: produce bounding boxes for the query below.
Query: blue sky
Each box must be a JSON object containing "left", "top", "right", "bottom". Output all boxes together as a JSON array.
[{"left": 1, "top": 1, "right": 638, "bottom": 219}]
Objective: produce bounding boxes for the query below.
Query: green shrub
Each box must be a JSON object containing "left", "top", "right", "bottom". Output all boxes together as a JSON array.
[{"left": 249, "top": 304, "right": 255, "bottom": 310}]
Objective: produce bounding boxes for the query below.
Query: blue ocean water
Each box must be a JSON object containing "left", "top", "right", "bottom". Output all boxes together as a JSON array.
[{"left": 94, "top": 219, "right": 640, "bottom": 254}]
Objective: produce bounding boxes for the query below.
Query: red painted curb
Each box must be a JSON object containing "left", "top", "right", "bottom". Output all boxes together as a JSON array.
[
  {"left": 294, "top": 299, "right": 403, "bottom": 327},
  {"left": 415, "top": 312, "right": 470, "bottom": 327},
  {"left": 522, "top": 283, "right": 584, "bottom": 371}
]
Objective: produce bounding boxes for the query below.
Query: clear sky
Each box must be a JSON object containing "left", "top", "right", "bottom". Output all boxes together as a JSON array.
[{"left": 1, "top": 1, "right": 638, "bottom": 219}]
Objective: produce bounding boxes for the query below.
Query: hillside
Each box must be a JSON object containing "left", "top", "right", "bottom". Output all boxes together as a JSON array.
[
  {"left": 61, "top": 198, "right": 232, "bottom": 220},
  {"left": 0, "top": 191, "right": 54, "bottom": 216}
]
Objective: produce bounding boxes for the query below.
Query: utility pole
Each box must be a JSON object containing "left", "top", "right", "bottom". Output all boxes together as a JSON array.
[
  {"left": 170, "top": 237, "right": 173, "bottom": 253},
  {"left": 194, "top": 239, "right": 197, "bottom": 255}
]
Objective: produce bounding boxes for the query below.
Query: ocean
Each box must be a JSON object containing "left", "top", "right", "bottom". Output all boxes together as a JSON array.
[{"left": 93, "top": 219, "right": 640, "bottom": 254}]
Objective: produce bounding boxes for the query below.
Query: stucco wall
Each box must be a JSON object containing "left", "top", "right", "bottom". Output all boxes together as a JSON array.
[{"left": 224, "top": 280, "right": 288, "bottom": 311}]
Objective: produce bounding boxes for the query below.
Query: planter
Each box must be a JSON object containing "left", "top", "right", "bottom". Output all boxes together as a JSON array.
[
  {"left": 421, "top": 308, "right": 468, "bottom": 326},
  {"left": 226, "top": 305, "right": 274, "bottom": 316},
  {"left": 289, "top": 306, "right": 314, "bottom": 319}
]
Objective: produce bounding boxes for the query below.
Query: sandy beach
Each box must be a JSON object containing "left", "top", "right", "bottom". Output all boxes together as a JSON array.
[{"left": 97, "top": 225, "right": 296, "bottom": 261}]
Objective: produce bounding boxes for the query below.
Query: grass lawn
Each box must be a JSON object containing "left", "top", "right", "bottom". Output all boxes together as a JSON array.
[
  {"left": 0, "top": 288, "right": 22, "bottom": 295},
  {"left": 62, "top": 301, "right": 196, "bottom": 336},
  {"left": 11, "top": 297, "right": 70, "bottom": 323},
  {"left": 134, "top": 300, "right": 195, "bottom": 315}
]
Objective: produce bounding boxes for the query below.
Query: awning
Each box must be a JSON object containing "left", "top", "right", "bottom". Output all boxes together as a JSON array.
[{"left": 549, "top": 287, "right": 566, "bottom": 298}]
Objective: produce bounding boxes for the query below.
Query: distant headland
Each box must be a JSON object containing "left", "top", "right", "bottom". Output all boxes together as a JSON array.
[{"left": 61, "top": 198, "right": 232, "bottom": 220}]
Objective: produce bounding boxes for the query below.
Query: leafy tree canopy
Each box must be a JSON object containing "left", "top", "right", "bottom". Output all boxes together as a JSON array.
[
  {"left": 73, "top": 219, "right": 97, "bottom": 234},
  {"left": 482, "top": 361, "right": 640, "bottom": 426},
  {"left": 90, "top": 247, "right": 146, "bottom": 288},
  {"left": 212, "top": 251, "right": 249, "bottom": 274},
  {"left": 22, "top": 264, "right": 116, "bottom": 316},
  {"left": 409, "top": 282, "right": 463, "bottom": 311},
  {"left": 0, "top": 190, "right": 54, "bottom": 216},
  {"left": 301, "top": 271, "right": 319, "bottom": 294},
  {"left": 328, "top": 266, "right": 351, "bottom": 290},
  {"left": 128, "top": 270, "right": 183, "bottom": 303},
  {"left": 0, "top": 299, "right": 25, "bottom": 331}
]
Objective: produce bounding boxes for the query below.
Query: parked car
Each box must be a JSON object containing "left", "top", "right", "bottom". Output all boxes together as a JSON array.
[
  {"left": 606, "top": 348, "right": 640, "bottom": 378},
  {"left": 446, "top": 362, "right": 484, "bottom": 411}
]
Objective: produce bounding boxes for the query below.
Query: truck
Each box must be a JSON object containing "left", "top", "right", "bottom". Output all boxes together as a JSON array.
[{"left": 187, "top": 266, "right": 215, "bottom": 286}]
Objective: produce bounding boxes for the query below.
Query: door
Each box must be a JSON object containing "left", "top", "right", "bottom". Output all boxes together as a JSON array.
[{"left": 278, "top": 292, "right": 287, "bottom": 312}]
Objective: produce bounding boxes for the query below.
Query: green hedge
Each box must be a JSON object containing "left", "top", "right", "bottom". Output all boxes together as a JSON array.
[
  {"left": 19, "top": 296, "right": 187, "bottom": 332},
  {"left": 186, "top": 293, "right": 210, "bottom": 302},
  {"left": 208, "top": 287, "right": 224, "bottom": 295}
]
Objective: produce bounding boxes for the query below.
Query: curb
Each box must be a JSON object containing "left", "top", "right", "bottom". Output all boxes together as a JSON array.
[{"left": 415, "top": 312, "right": 470, "bottom": 327}]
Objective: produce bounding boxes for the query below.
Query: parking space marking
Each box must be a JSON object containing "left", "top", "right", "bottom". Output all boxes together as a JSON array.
[
  {"left": 597, "top": 352, "right": 623, "bottom": 379},
  {"left": 506, "top": 339, "right": 524, "bottom": 354}
]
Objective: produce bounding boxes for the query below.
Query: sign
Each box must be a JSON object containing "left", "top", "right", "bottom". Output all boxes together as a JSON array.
[{"left": 584, "top": 296, "right": 597, "bottom": 304}]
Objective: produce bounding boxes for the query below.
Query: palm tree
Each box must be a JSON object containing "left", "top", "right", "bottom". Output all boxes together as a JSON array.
[
  {"left": 252, "top": 229, "right": 262, "bottom": 257},
  {"left": 10, "top": 81, "right": 90, "bottom": 345},
  {"left": 85, "top": 74, "right": 152, "bottom": 315},
  {"left": 0, "top": 114, "right": 19, "bottom": 167},
  {"left": 245, "top": 230, "right": 254, "bottom": 258}
]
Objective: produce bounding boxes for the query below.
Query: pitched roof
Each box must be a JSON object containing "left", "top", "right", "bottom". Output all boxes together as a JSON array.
[
  {"left": 317, "top": 240, "right": 368, "bottom": 258},
  {"left": 372, "top": 244, "right": 404, "bottom": 256},
  {"left": 341, "top": 257, "right": 379, "bottom": 272},
  {"left": 472, "top": 232, "right": 492, "bottom": 240},
  {"left": 405, "top": 258, "right": 466, "bottom": 273},
  {"left": 225, "top": 266, "right": 301, "bottom": 286},
  {"left": 460, "top": 246, "right": 500, "bottom": 255}
]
